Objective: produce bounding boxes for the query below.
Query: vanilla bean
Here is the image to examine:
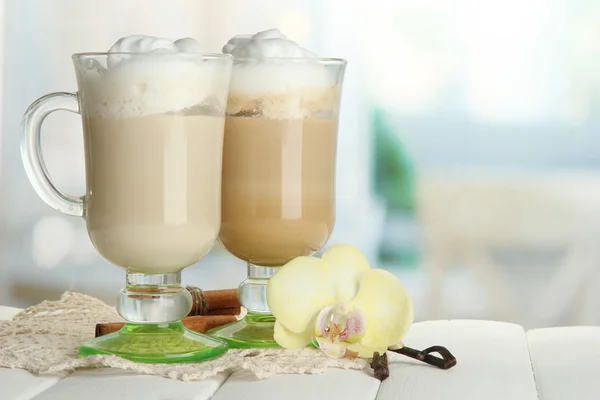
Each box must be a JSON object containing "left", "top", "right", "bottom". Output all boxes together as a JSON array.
[
  {"left": 370, "top": 352, "right": 390, "bottom": 381},
  {"left": 371, "top": 345, "right": 457, "bottom": 382},
  {"left": 392, "top": 345, "right": 457, "bottom": 370}
]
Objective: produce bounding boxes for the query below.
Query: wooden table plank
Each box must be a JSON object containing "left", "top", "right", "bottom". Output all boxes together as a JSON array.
[
  {"left": 29, "top": 369, "right": 230, "bottom": 400},
  {"left": 0, "top": 368, "right": 61, "bottom": 400},
  {"left": 376, "top": 320, "right": 539, "bottom": 400},
  {"left": 211, "top": 369, "right": 380, "bottom": 400},
  {"left": 527, "top": 327, "right": 600, "bottom": 400}
]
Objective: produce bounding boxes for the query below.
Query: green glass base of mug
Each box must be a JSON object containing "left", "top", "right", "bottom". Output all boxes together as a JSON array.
[
  {"left": 79, "top": 322, "right": 229, "bottom": 363},
  {"left": 206, "top": 313, "right": 280, "bottom": 349}
]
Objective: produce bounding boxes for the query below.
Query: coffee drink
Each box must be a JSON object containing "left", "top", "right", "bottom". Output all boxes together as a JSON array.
[
  {"left": 205, "top": 30, "right": 345, "bottom": 347},
  {"left": 217, "top": 52, "right": 343, "bottom": 267},
  {"left": 220, "top": 116, "right": 337, "bottom": 266},
  {"left": 22, "top": 38, "right": 235, "bottom": 362},
  {"left": 84, "top": 114, "right": 224, "bottom": 273},
  {"left": 74, "top": 52, "right": 230, "bottom": 273}
]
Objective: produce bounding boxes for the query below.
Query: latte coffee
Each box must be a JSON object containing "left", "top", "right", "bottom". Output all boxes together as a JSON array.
[
  {"left": 84, "top": 114, "right": 224, "bottom": 273},
  {"left": 74, "top": 53, "right": 230, "bottom": 273},
  {"left": 220, "top": 116, "right": 337, "bottom": 266}
]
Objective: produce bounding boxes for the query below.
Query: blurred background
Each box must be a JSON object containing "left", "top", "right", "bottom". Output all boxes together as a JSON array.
[{"left": 1, "top": 0, "right": 600, "bottom": 329}]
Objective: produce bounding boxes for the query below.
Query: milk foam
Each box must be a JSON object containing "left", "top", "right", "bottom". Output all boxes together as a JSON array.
[
  {"left": 223, "top": 28, "right": 316, "bottom": 58},
  {"left": 77, "top": 35, "right": 228, "bottom": 118},
  {"left": 222, "top": 29, "right": 337, "bottom": 119}
]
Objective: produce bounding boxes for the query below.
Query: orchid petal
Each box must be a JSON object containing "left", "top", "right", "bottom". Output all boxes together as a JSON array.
[
  {"left": 315, "top": 337, "right": 350, "bottom": 358},
  {"left": 347, "top": 342, "right": 386, "bottom": 358},
  {"left": 350, "top": 269, "right": 413, "bottom": 353},
  {"left": 267, "top": 256, "right": 335, "bottom": 333},
  {"left": 321, "top": 244, "right": 371, "bottom": 302},
  {"left": 273, "top": 320, "right": 313, "bottom": 349}
]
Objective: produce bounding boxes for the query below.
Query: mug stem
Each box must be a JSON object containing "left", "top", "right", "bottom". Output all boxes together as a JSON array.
[
  {"left": 238, "top": 263, "right": 280, "bottom": 314},
  {"left": 117, "top": 272, "right": 191, "bottom": 323},
  {"left": 206, "top": 263, "right": 280, "bottom": 348}
]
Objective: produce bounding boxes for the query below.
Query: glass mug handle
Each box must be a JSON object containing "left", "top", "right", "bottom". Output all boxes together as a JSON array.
[{"left": 21, "top": 92, "right": 84, "bottom": 217}]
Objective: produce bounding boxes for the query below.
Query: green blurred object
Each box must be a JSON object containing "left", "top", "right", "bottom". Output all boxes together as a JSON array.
[
  {"left": 372, "top": 108, "right": 415, "bottom": 212},
  {"left": 371, "top": 108, "right": 419, "bottom": 268}
]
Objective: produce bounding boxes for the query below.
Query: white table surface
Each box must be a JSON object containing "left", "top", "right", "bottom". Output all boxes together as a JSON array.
[{"left": 1, "top": 306, "right": 599, "bottom": 400}]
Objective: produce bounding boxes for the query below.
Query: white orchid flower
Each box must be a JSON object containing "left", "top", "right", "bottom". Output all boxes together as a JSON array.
[{"left": 266, "top": 244, "right": 414, "bottom": 358}]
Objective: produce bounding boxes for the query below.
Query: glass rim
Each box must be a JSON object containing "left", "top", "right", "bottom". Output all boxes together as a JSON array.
[
  {"left": 71, "top": 52, "right": 232, "bottom": 59},
  {"left": 231, "top": 57, "right": 346, "bottom": 64},
  {"left": 71, "top": 53, "right": 345, "bottom": 64}
]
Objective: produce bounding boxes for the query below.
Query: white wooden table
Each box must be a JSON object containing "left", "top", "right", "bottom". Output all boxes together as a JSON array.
[{"left": 1, "top": 306, "right": 599, "bottom": 400}]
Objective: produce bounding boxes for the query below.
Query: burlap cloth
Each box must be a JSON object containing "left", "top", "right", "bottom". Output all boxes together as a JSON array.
[{"left": 0, "top": 292, "right": 368, "bottom": 380}]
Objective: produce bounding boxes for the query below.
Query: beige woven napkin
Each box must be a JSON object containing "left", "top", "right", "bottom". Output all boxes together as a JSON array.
[{"left": 0, "top": 292, "right": 368, "bottom": 380}]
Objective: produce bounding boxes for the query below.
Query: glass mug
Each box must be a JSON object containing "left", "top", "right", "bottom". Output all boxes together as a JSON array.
[
  {"left": 207, "top": 57, "right": 347, "bottom": 347},
  {"left": 21, "top": 52, "right": 232, "bottom": 363}
]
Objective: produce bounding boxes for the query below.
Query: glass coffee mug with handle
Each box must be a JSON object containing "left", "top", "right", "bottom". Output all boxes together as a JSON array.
[
  {"left": 21, "top": 51, "right": 232, "bottom": 363},
  {"left": 207, "top": 57, "right": 346, "bottom": 348}
]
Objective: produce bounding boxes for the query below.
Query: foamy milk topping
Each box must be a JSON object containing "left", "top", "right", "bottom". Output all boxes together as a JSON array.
[
  {"left": 109, "top": 35, "right": 202, "bottom": 55},
  {"left": 223, "top": 29, "right": 317, "bottom": 58},
  {"left": 77, "top": 35, "right": 229, "bottom": 118},
  {"left": 222, "top": 29, "right": 336, "bottom": 118}
]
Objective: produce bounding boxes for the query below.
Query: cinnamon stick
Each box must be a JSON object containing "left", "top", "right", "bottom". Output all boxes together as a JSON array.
[
  {"left": 95, "top": 315, "right": 237, "bottom": 338},
  {"left": 204, "top": 307, "right": 240, "bottom": 316},
  {"left": 186, "top": 287, "right": 240, "bottom": 316}
]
